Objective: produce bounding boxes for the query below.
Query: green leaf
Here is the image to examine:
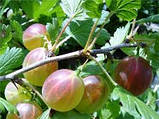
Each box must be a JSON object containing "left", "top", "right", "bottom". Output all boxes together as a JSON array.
[
  {"left": 137, "top": 14, "right": 159, "bottom": 24},
  {"left": 10, "top": 20, "right": 23, "bottom": 43},
  {"left": 111, "top": 87, "right": 159, "bottom": 119},
  {"left": 95, "top": 28, "right": 110, "bottom": 45},
  {"left": 121, "top": 47, "right": 136, "bottom": 57},
  {"left": 0, "top": 47, "right": 25, "bottom": 75},
  {"left": 0, "top": 81, "right": 9, "bottom": 97},
  {"left": 78, "top": 57, "right": 114, "bottom": 90},
  {"left": 39, "top": 109, "right": 90, "bottom": 119},
  {"left": 66, "top": 19, "right": 110, "bottom": 47},
  {"left": 46, "top": 18, "right": 59, "bottom": 43},
  {"left": 99, "top": 100, "right": 120, "bottom": 119},
  {"left": 105, "top": 0, "right": 141, "bottom": 21},
  {"left": 0, "top": 98, "right": 17, "bottom": 113},
  {"left": 0, "top": 24, "right": 12, "bottom": 54},
  {"left": 105, "top": 60, "right": 119, "bottom": 79},
  {"left": 20, "top": 0, "right": 59, "bottom": 19},
  {"left": 0, "top": 0, "right": 11, "bottom": 19},
  {"left": 102, "top": 22, "right": 130, "bottom": 49},
  {"left": 138, "top": 89, "right": 157, "bottom": 111},
  {"left": 134, "top": 33, "right": 157, "bottom": 45},
  {"left": 154, "top": 37, "right": 159, "bottom": 53},
  {"left": 50, "top": 4, "right": 65, "bottom": 25},
  {"left": 134, "top": 33, "right": 159, "bottom": 70},
  {"left": 65, "top": 19, "right": 93, "bottom": 47},
  {"left": 0, "top": 103, "right": 5, "bottom": 113},
  {"left": 82, "top": 0, "right": 103, "bottom": 18},
  {"left": 147, "top": 47, "right": 159, "bottom": 70},
  {"left": 52, "top": 110, "right": 91, "bottom": 119},
  {"left": 118, "top": 112, "right": 135, "bottom": 119},
  {"left": 93, "top": 11, "right": 110, "bottom": 25},
  {"left": 78, "top": 60, "right": 104, "bottom": 78},
  {"left": 39, "top": 109, "right": 51, "bottom": 119},
  {"left": 60, "top": 0, "right": 88, "bottom": 20}
]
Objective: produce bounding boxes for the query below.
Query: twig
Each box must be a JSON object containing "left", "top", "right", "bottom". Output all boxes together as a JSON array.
[
  {"left": 43, "top": 35, "right": 53, "bottom": 51},
  {"left": 90, "top": 43, "right": 137, "bottom": 54},
  {"left": 87, "top": 11, "right": 114, "bottom": 51},
  {"left": 127, "top": 19, "right": 136, "bottom": 40},
  {"left": 83, "top": 19, "right": 99, "bottom": 53},
  {"left": 78, "top": 59, "right": 89, "bottom": 73},
  {"left": 0, "top": 43, "right": 138, "bottom": 81},
  {"left": 52, "top": 14, "right": 76, "bottom": 52},
  {"left": 81, "top": 59, "right": 89, "bottom": 71},
  {"left": 56, "top": 36, "right": 71, "bottom": 49}
]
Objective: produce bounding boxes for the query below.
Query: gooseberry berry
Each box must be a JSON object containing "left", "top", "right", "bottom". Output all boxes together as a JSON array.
[
  {"left": 5, "top": 81, "right": 32, "bottom": 105},
  {"left": 23, "top": 47, "right": 58, "bottom": 86},
  {"left": 115, "top": 56, "right": 153, "bottom": 96},
  {"left": 42, "top": 69, "right": 84, "bottom": 112},
  {"left": 75, "top": 75, "right": 109, "bottom": 114},
  {"left": 23, "top": 23, "right": 49, "bottom": 51}
]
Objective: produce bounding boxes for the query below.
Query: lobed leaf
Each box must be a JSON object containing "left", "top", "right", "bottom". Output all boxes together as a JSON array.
[
  {"left": 105, "top": 0, "right": 141, "bottom": 21},
  {"left": 20, "top": 0, "right": 59, "bottom": 19},
  {"left": 0, "top": 97, "right": 17, "bottom": 113},
  {"left": 137, "top": 14, "right": 159, "bottom": 24},
  {"left": 52, "top": 110, "right": 91, "bottom": 119},
  {"left": 60, "top": 0, "right": 87, "bottom": 20},
  {"left": 102, "top": 22, "right": 130, "bottom": 49},
  {"left": 0, "top": 47, "right": 25, "bottom": 75},
  {"left": 82, "top": 0, "right": 103, "bottom": 18},
  {"left": 0, "top": 24, "right": 12, "bottom": 54},
  {"left": 39, "top": 109, "right": 51, "bottom": 119},
  {"left": 66, "top": 19, "right": 110, "bottom": 47},
  {"left": 111, "top": 87, "right": 159, "bottom": 119}
]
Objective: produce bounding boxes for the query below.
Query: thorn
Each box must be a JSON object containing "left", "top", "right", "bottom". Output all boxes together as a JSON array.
[
  {"left": 11, "top": 79, "right": 18, "bottom": 89},
  {"left": 139, "top": 42, "right": 147, "bottom": 48},
  {"left": 49, "top": 109, "right": 56, "bottom": 117},
  {"left": 125, "top": 39, "right": 130, "bottom": 43}
]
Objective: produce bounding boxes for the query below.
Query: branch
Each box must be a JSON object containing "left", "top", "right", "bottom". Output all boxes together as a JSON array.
[
  {"left": 83, "top": 19, "right": 99, "bottom": 52},
  {"left": 90, "top": 43, "right": 137, "bottom": 54},
  {"left": 0, "top": 50, "right": 82, "bottom": 81},
  {"left": 0, "top": 43, "right": 138, "bottom": 82}
]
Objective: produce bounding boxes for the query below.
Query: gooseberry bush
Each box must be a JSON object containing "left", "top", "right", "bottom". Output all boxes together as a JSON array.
[{"left": 0, "top": 0, "right": 159, "bottom": 119}]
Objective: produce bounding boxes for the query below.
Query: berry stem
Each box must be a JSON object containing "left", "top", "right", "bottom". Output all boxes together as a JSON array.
[
  {"left": 127, "top": 19, "right": 137, "bottom": 40},
  {"left": 89, "top": 55, "right": 117, "bottom": 86},
  {"left": 83, "top": 19, "right": 99, "bottom": 53}
]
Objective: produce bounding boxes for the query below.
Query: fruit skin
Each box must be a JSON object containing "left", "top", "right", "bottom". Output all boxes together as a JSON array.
[
  {"left": 23, "top": 23, "right": 49, "bottom": 51},
  {"left": 75, "top": 75, "right": 110, "bottom": 114},
  {"left": 23, "top": 47, "right": 58, "bottom": 86},
  {"left": 115, "top": 56, "right": 153, "bottom": 96},
  {"left": 16, "top": 103, "right": 42, "bottom": 119},
  {"left": 5, "top": 81, "right": 32, "bottom": 105},
  {"left": 42, "top": 69, "right": 84, "bottom": 112}
]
